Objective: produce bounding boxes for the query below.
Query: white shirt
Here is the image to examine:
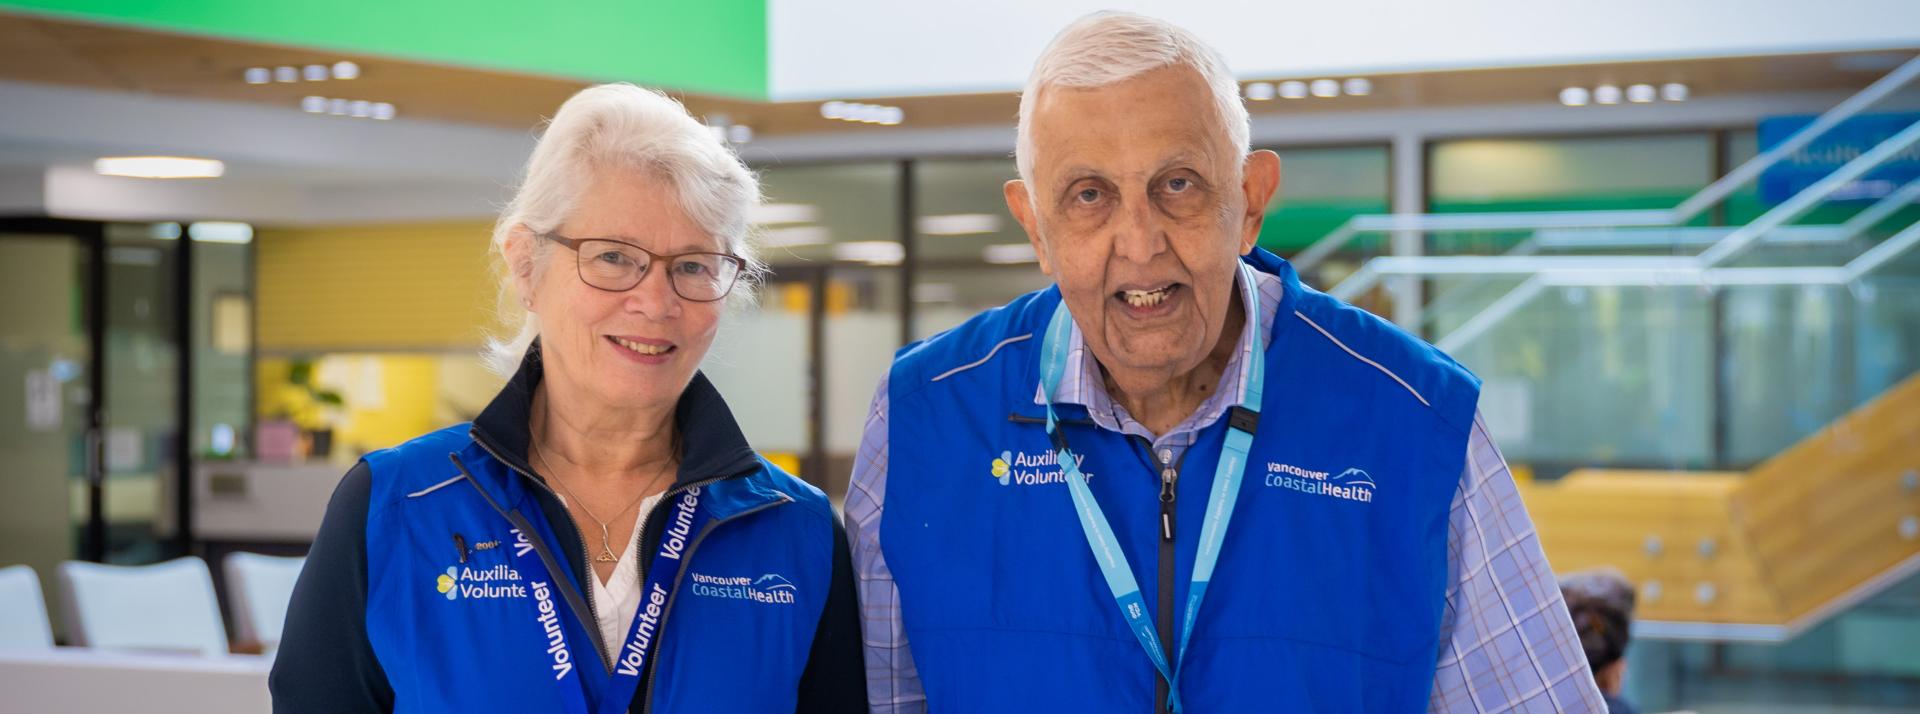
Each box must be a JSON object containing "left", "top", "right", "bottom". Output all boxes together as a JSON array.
[{"left": 577, "top": 492, "right": 665, "bottom": 664}]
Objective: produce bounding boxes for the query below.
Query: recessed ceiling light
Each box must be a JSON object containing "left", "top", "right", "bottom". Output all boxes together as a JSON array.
[
  {"left": 328, "top": 98, "right": 349, "bottom": 115},
  {"left": 331, "top": 61, "right": 360, "bottom": 80},
  {"left": 1661, "top": 83, "right": 1689, "bottom": 102},
  {"left": 1559, "top": 87, "right": 1590, "bottom": 106},
  {"left": 1309, "top": 79, "right": 1340, "bottom": 98},
  {"left": 1594, "top": 84, "right": 1622, "bottom": 105},
  {"left": 303, "top": 64, "right": 328, "bottom": 81},
  {"left": 727, "top": 124, "right": 753, "bottom": 143},
  {"left": 301, "top": 96, "right": 327, "bottom": 113},
  {"left": 918, "top": 213, "right": 1002, "bottom": 236},
  {"left": 750, "top": 203, "right": 820, "bottom": 226},
  {"left": 1626, "top": 84, "right": 1656, "bottom": 103},
  {"left": 94, "top": 156, "right": 225, "bottom": 179},
  {"left": 982, "top": 243, "right": 1038, "bottom": 264},
  {"left": 243, "top": 67, "right": 270, "bottom": 84},
  {"left": 274, "top": 66, "right": 298, "bottom": 83},
  {"left": 1278, "top": 81, "right": 1307, "bottom": 99},
  {"left": 187, "top": 222, "right": 253, "bottom": 244},
  {"left": 1244, "top": 82, "right": 1276, "bottom": 101},
  {"left": 760, "top": 226, "right": 831, "bottom": 247},
  {"left": 834, "top": 241, "right": 904, "bottom": 265},
  {"left": 371, "top": 102, "right": 396, "bottom": 120},
  {"left": 1342, "top": 78, "right": 1372, "bottom": 96},
  {"left": 349, "top": 100, "right": 372, "bottom": 118},
  {"left": 820, "top": 101, "right": 904, "bottom": 125}
]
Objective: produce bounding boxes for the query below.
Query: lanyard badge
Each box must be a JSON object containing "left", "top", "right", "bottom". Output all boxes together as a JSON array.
[{"left": 1036, "top": 262, "right": 1265, "bottom": 712}]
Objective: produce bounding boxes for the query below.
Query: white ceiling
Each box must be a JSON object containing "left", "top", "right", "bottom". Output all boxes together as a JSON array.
[{"left": 770, "top": 0, "right": 1920, "bottom": 99}]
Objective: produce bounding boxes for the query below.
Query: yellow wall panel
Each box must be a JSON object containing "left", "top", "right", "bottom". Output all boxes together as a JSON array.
[{"left": 256, "top": 221, "right": 503, "bottom": 351}]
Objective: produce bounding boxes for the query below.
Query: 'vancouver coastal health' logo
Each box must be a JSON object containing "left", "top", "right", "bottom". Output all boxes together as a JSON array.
[
  {"left": 990, "top": 449, "right": 1091, "bottom": 486},
  {"left": 1265, "top": 463, "right": 1377, "bottom": 504},
  {"left": 689, "top": 572, "right": 798, "bottom": 605}
]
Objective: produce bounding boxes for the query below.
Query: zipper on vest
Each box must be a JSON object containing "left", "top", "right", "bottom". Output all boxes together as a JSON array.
[
  {"left": 1132, "top": 436, "right": 1185, "bottom": 714},
  {"left": 639, "top": 493, "right": 793, "bottom": 714},
  {"left": 467, "top": 438, "right": 615, "bottom": 669}
]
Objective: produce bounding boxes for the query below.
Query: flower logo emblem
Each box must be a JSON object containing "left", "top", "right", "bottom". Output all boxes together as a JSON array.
[{"left": 437, "top": 566, "right": 458, "bottom": 600}]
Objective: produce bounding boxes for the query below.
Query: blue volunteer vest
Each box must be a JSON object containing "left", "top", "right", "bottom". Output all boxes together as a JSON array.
[
  {"left": 359, "top": 425, "right": 834, "bottom": 713},
  {"left": 883, "top": 249, "right": 1481, "bottom": 712}
]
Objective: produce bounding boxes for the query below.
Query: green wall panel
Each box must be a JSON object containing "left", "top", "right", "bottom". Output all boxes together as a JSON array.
[{"left": 0, "top": 0, "right": 768, "bottom": 98}]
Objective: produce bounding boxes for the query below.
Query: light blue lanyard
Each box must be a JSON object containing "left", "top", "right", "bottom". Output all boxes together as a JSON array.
[{"left": 1036, "top": 263, "right": 1265, "bottom": 713}]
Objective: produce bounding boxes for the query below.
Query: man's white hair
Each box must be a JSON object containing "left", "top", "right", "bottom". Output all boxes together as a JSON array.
[
  {"left": 1015, "top": 10, "right": 1250, "bottom": 187},
  {"left": 482, "top": 82, "right": 766, "bottom": 376}
]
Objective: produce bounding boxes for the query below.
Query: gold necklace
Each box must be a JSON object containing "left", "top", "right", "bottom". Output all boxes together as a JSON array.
[{"left": 531, "top": 443, "right": 658, "bottom": 563}]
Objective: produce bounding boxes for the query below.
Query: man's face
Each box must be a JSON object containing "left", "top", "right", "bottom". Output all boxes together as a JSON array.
[{"left": 1006, "top": 64, "right": 1279, "bottom": 384}]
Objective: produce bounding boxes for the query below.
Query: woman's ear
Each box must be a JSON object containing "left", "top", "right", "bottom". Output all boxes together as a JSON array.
[{"left": 504, "top": 225, "right": 539, "bottom": 311}]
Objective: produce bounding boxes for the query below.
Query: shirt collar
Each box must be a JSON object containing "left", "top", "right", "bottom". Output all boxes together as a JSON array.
[{"left": 1035, "top": 266, "right": 1281, "bottom": 438}]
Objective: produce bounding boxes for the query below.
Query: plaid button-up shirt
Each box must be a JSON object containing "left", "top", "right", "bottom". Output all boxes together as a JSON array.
[{"left": 845, "top": 270, "right": 1604, "bottom": 712}]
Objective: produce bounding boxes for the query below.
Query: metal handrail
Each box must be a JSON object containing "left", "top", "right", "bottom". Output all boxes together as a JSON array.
[
  {"left": 1429, "top": 213, "right": 1920, "bottom": 355},
  {"left": 1290, "top": 54, "right": 1920, "bottom": 274},
  {"left": 1329, "top": 120, "right": 1920, "bottom": 303},
  {"left": 1418, "top": 177, "right": 1920, "bottom": 324}
]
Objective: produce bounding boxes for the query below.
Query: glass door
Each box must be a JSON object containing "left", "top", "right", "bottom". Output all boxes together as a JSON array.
[
  {"left": 0, "top": 229, "right": 96, "bottom": 598},
  {"left": 99, "top": 223, "right": 182, "bottom": 563}
]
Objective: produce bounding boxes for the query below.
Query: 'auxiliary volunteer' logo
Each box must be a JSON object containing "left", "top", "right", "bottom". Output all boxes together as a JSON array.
[
  {"left": 990, "top": 449, "right": 1091, "bottom": 486},
  {"left": 434, "top": 563, "right": 529, "bottom": 600}
]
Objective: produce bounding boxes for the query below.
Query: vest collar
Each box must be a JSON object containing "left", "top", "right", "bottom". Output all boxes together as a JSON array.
[{"left": 467, "top": 340, "right": 765, "bottom": 505}]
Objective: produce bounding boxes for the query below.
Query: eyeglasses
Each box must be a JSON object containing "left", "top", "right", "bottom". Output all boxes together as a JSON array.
[{"left": 538, "top": 232, "right": 745, "bottom": 303}]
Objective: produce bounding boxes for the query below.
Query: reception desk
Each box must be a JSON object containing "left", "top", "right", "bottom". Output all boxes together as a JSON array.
[{"left": 0, "top": 649, "right": 271, "bottom": 713}]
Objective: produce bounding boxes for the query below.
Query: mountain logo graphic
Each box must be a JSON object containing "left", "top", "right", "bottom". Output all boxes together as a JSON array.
[
  {"left": 1332, "top": 468, "right": 1377, "bottom": 489},
  {"left": 754, "top": 573, "right": 797, "bottom": 591}
]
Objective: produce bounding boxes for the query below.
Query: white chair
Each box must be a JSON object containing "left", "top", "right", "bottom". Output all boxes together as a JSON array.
[
  {"left": 0, "top": 565, "right": 54, "bottom": 649},
  {"left": 222, "top": 552, "right": 305, "bottom": 654},
  {"left": 58, "top": 557, "right": 228, "bottom": 657}
]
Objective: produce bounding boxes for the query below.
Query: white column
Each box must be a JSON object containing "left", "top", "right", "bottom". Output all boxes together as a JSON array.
[{"left": 1390, "top": 131, "right": 1426, "bottom": 331}]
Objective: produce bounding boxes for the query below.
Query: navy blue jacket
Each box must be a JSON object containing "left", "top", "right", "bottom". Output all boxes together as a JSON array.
[{"left": 270, "top": 348, "right": 865, "bottom": 712}]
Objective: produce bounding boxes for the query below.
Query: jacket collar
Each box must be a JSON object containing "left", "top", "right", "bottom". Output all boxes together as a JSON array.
[{"left": 468, "top": 340, "right": 764, "bottom": 494}]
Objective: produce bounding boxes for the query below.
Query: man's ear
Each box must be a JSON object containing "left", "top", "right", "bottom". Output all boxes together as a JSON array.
[
  {"left": 1004, "top": 179, "right": 1052, "bottom": 275},
  {"left": 1238, "top": 150, "right": 1281, "bottom": 255}
]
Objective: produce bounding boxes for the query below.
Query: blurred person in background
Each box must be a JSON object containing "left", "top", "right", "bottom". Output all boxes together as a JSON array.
[
  {"left": 1563, "top": 568, "right": 1641, "bottom": 714},
  {"left": 270, "top": 83, "right": 864, "bottom": 713},
  {"left": 845, "top": 10, "right": 1602, "bottom": 713}
]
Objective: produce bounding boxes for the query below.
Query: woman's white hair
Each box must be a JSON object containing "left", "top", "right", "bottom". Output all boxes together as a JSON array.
[
  {"left": 1015, "top": 11, "right": 1249, "bottom": 187},
  {"left": 482, "top": 82, "right": 766, "bottom": 376}
]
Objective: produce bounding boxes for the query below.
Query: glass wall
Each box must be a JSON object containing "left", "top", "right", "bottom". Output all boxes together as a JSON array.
[
  {"left": 100, "top": 223, "right": 180, "bottom": 563},
  {"left": 0, "top": 231, "right": 91, "bottom": 617},
  {"left": 193, "top": 235, "right": 252, "bottom": 462},
  {"left": 912, "top": 158, "right": 1054, "bottom": 340},
  {"left": 1427, "top": 133, "right": 1718, "bottom": 257},
  {"left": 1257, "top": 144, "right": 1392, "bottom": 254},
  {"left": 741, "top": 162, "right": 906, "bottom": 497}
]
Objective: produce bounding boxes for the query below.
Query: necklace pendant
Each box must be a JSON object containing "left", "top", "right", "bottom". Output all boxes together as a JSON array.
[{"left": 595, "top": 545, "right": 618, "bottom": 563}]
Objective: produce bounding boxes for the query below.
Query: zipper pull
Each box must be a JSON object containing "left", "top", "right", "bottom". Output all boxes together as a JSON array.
[
  {"left": 1159, "top": 450, "right": 1177, "bottom": 541},
  {"left": 1157, "top": 448, "right": 1177, "bottom": 504}
]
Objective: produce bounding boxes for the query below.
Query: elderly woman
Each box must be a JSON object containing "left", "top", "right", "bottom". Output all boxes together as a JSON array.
[{"left": 271, "top": 84, "right": 865, "bottom": 713}]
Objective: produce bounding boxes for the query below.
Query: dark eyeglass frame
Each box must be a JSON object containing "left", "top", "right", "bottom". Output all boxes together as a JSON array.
[{"left": 537, "top": 231, "right": 746, "bottom": 303}]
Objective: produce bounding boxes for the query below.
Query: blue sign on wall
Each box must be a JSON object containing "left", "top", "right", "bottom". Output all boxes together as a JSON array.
[{"left": 1757, "top": 112, "right": 1920, "bottom": 205}]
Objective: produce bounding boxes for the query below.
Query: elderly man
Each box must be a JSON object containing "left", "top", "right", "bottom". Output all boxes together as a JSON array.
[{"left": 846, "top": 11, "right": 1603, "bottom": 713}]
